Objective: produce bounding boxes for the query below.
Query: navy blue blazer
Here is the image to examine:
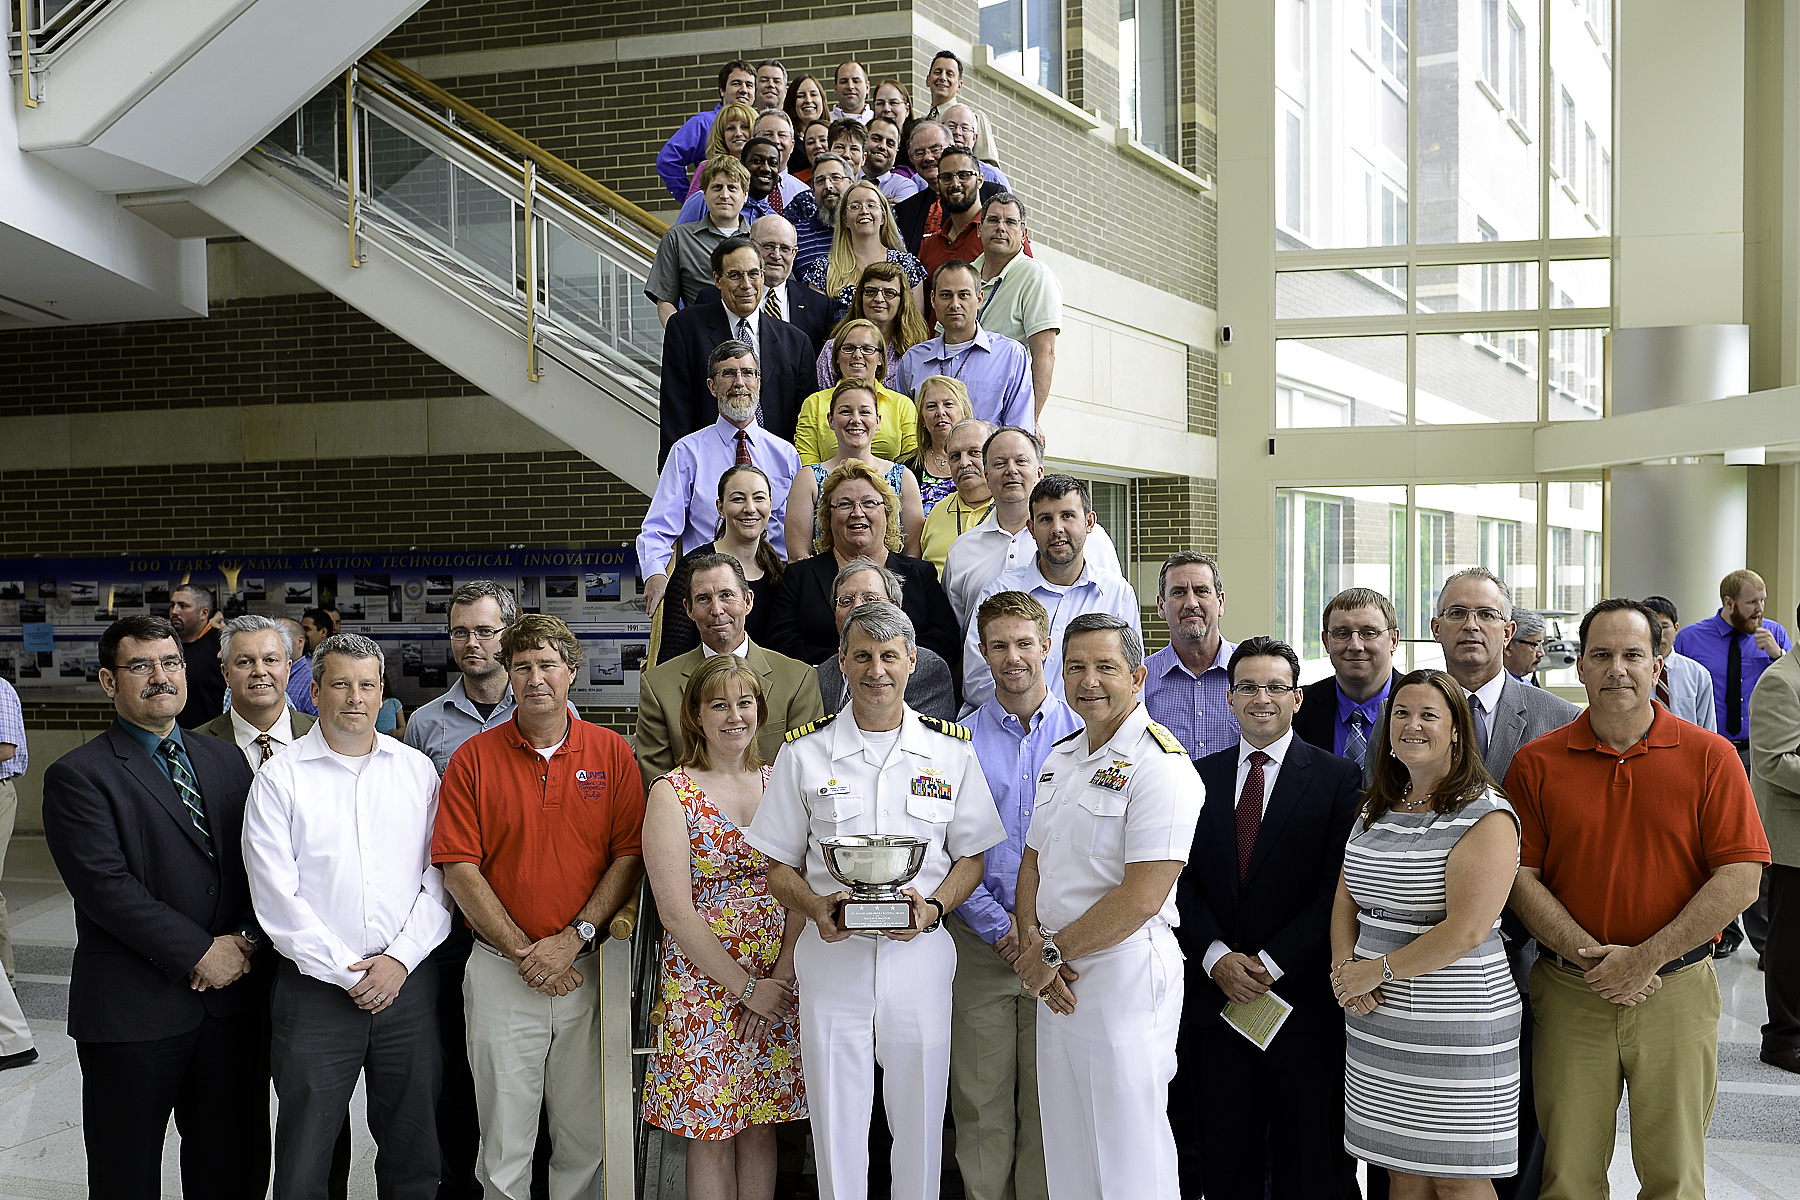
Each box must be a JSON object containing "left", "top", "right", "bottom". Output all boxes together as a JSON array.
[
  {"left": 693, "top": 279, "right": 834, "bottom": 359},
  {"left": 1176, "top": 735, "right": 1364, "bottom": 1022},
  {"left": 42, "top": 722, "right": 261, "bottom": 1042},
  {"left": 658, "top": 299, "right": 813, "bottom": 467}
]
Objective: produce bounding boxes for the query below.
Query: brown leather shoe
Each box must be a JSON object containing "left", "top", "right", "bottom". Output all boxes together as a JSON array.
[{"left": 1761, "top": 1045, "right": 1800, "bottom": 1075}]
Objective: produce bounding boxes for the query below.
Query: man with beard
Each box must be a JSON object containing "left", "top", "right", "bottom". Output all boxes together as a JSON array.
[
  {"left": 659, "top": 237, "right": 814, "bottom": 464},
  {"left": 864, "top": 115, "right": 922, "bottom": 202},
  {"left": 918, "top": 417, "right": 994, "bottom": 574},
  {"left": 640, "top": 339, "right": 801, "bottom": 617},
  {"left": 792, "top": 152, "right": 853, "bottom": 274},
  {"left": 171, "top": 583, "right": 226, "bottom": 728},
  {"left": 895, "top": 127, "right": 1022, "bottom": 254},
  {"left": 675, "top": 136, "right": 786, "bottom": 224},
  {"left": 963, "top": 475, "right": 1141, "bottom": 710},
  {"left": 895, "top": 261, "right": 1032, "bottom": 429},
  {"left": 1141, "top": 553, "right": 1240, "bottom": 767}
]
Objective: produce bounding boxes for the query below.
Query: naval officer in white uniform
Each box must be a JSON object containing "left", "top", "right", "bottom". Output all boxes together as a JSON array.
[
  {"left": 1013, "top": 612, "right": 1203, "bottom": 1200},
  {"left": 746, "top": 602, "right": 1006, "bottom": 1200}
]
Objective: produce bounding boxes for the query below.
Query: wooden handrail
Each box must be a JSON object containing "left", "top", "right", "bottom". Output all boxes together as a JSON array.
[
  {"left": 363, "top": 49, "right": 669, "bottom": 244},
  {"left": 609, "top": 889, "right": 641, "bottom": 940}
]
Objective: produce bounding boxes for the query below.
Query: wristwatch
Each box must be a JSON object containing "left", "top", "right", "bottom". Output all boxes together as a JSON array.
[
  {"left": 571, "top": 920, "right": 597, "bottom": 950},
  {"left": 740, "top": 977, "right": 757, "bottom": 1005},
  {"left": 922, "top": 897, "right": 945, "bottom": 933},
  {"left": 1040, "top": 929, "right": 1064, "bottom": 969}
]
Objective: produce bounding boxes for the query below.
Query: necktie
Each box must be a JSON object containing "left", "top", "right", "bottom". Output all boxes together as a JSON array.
[
  {"left": 255, "top": 734, "right": 275, "bottom": 766},
  {"left": 763, "top": 287, "right": 781, "bottom": 319},
  {"left": 768, "top": 187, "right": 784, "bottom": 216},
  {"left": 1237, "top": 750, "right": 1270, "bottom": 881},
  {"left": 735, "top": 429, "right": 752, "bottom": 466},
  {"left": 159, "top": 738, "right": 214, "bottom": 858},
  {"left": 1726, "top": 633, "right": 1743, "bottom": 736},
  {"left": 1343, "top": 710, "right": 1369, "bottom": 771},
  {"left": 1655, "top": 671, "right": 1671, "bottom": 712},
  {"left": 1469, "top": 694, "right": 1491, "bottom": 760},
  {"left": 734, "top": 316, "right": 752, "bottom": 347}
]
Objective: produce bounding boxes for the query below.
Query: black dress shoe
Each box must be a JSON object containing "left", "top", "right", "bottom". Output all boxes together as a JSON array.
[
  {"left": 1761, "top": 1045, "right": 1800, "bottom": 1075},
  {"left": 1713, "top": 940, "right": 1737, "bottom": 959},
  {"left": 0, "top": 1047, "right": 37, "bottom": 1072},
  {"left": 1759, "top": 954, "right": 1767, "bottom": 971}
]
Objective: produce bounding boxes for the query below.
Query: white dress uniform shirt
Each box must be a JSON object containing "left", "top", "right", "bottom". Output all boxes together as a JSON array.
[
  {"left": 943, "top": 508, "right": 1121, "bottom": 634},
  {"left": 1663, "top": 650, "right": 1718, "bottom": 731},
  {"left": 1027, "top": 703, "right": 1203, "bottom": 934},
  {"left": 746, "top": 707, "right": 1007, "bottom": 896},
  {"left": 962, "top": 557, "right": 1142, "bottom": 711},
  {"left": 1198, "top": 729, "right": 1295, "bottom": 981},
  {"left": 229, "top": 705, "right": 297, "bottom": 772},
  {"left": 243, "top": 725, "right": 452, "bottom": 989}
]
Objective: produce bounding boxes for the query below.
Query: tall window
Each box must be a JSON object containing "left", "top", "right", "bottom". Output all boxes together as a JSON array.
[
  {"left": 1120, "top": 0, "right": 1179, "bottom": 157},
  {"left": 981, "top": 0, "right": 1063, "bottom": 94},
  {"left": 1507, "top": 8, "right": 1528, "bottom": 117},
  {"left": 1560, "top": 89, "right": 1577, "bottom": 180}
]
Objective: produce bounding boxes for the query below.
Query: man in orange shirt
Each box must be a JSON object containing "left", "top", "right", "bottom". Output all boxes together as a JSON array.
[
  {"left": 433, "top": 614, "right": 645, "bottom": 1200},
  {"left": 1507, "top": 598, "right": 1767, "bottom": 1200}
]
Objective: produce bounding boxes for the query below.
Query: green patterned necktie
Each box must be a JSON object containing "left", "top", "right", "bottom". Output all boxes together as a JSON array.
[{"left": 159, "top": 738, "right": 214, "bottom": 858}]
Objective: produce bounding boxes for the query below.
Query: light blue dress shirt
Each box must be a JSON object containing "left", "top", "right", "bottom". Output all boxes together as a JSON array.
[
  {"left": 957, "top": 692, "right": 1082, "bottom": 943},
  {"left": 962, "top": 559, "right": 1143, "bottom": 710},
  {"left": 1334, "top": 673, "right": 1393, "bottom": 758},
  {"left": 634, "top": 417, "right": 801, "bottom": 580},
  {"left": 892, "top": 327, "right": 1033, "bottom": 429},
  {"left": 1141, "top": 639, "right": 1241, "bottom": 761}
]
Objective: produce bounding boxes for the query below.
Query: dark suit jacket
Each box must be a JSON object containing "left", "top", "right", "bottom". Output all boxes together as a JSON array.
[
  {"left": 894, "top": 181, "right": 1011, "bottom": 254},
  {"left": 659, "top": 300, "right": 814, "bottom": 466},
  {"left": 1177, "top": 737, "right": 1364, "bottom": 1022},
  {"left": 1294, "top": 671, "right": 1396, "bottom": 786},
  {"left": 762, "top": 552, "right": 962, "bottom": 691},
  {"left": 695, "top": 279, "right": 835, "bottom": 358},
  {"left": 42, "top": 723, "right": 261, "bottom": 1042}
]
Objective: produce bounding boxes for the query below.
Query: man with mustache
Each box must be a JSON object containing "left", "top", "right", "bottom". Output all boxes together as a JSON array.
[
  {"left": 791, "top": 152, "right": 854, "bottom": 275},
  {"left": 917, "top": 417, "right": 994, "bottom": 574},
  {"left": 43, "top": 615, "right": 269, "bottom": 1198},
  {"left": 941, "top": 104, "right": 1011, "bottom": 189},
  {"left": 963, "top": 475, "right": 1142, "bottom": 710},
  {"left": 895, "top": 260, "right": 1032, "bottom": 429},
  {"left": 640, "top": 338, "right": 801, "bottom": 617},
  {"left": 895, "top": 128, "right": 1025, "bottom": 256}
]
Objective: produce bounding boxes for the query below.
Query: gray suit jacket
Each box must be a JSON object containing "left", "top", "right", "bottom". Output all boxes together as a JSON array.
[
  {"left": 1484, "top": 672, "right": 1581, "bottom": 785},
  {"left": 1750, "top": 649, "right": 1800, "bottom": 867},
  {"left": 814, "top": 646, "right": 956, "bottom": 721}
]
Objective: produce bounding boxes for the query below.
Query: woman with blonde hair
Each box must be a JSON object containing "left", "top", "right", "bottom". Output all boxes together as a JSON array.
[
  {"left": 813, "top": 261, "right": 930, "bottom": 389},
  {"left": 798, "top": 179, "right": 925, "bottom": 318},
  {"left": 641, "top": 653, "right": 807, "bottom": 1199},
  {"left": 685, "top": 102, "right": 759, "bottom": 197},
  {"left": 1330, "top": 669, "right": 1523, "bottom": 1199},
  {"left": 902, "top": 376, "right": 973, "bottom": 515},
  {"left": 784, "top": 379, "right": 924, "bottom": 560},
  {"left": 794, "top": 316, "right": 918, "bottom": 466}
]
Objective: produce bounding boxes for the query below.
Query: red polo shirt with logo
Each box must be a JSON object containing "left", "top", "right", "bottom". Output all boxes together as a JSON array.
[{"left": 433, "top": 713, "right": 645, "bottom": 941}]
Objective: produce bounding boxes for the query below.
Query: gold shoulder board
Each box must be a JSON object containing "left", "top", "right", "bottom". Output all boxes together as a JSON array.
[
  {"left": 919, "top": 714, "right": 972, "bottom": 741},
  {"left": 784, "top": 711, "right": 838, "bottom": 743},
  {"left": 1146, "top": 721, "right": 1188, "bottom": 755}
]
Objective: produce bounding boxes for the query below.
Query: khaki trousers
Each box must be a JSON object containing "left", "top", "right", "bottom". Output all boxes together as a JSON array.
[
  {"left": 1531, "top": 954, "right": 1720, "bottom": 1200},
  {"left": 0, "top": 777, "right": 16, "bottom": 981},
  {"left": 947, "top": 913, "right": 1047, "bottom": 1200},
  {"left": 464, "top": 942, "right": 602, "bottom": 1200}
]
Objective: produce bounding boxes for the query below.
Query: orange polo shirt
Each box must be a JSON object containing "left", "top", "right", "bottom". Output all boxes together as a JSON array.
[
  {"left": 1506, "top": 705, "right": 1768, "bottom": 948},
  {"left": 433, "top": 713, "right": 644, "bottom": 941}
]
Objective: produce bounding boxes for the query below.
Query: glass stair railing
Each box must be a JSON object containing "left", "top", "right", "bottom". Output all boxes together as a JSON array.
[{"left": 258, "top": 51, "right": 669, "bottom": 415}]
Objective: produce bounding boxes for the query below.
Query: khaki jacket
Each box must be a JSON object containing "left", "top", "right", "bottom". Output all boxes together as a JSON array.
[
  {"left": 1750, "top": 648, "right": 1800, "bottom": 868},
  {"left": 634, "top": 639, "right": 825, "bottom": 791}
]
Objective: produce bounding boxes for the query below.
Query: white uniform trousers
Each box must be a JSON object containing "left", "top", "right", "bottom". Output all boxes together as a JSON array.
[
  {"left": 1036, "top": 923, "right": 1183, "bottom": 1200},
  {"left": 464, "top": 941, "right": 603, "bottom": 1200},
  {"left": 794, "top": 922, "right": 957, "bottom": 1200}
]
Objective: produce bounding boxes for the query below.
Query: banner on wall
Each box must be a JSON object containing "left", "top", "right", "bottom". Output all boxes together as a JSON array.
[{"left": 0, "top": 548, "right": 649, "bottom": 708}]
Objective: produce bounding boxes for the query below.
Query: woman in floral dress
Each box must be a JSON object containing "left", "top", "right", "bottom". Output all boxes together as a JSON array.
[{"left": 641, "top": 654, "right": 807, "bottom": 1197}]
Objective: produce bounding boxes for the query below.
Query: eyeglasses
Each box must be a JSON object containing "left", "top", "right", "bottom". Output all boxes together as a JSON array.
[
  {"left": 839, "top": 344, "right": 882, "bottom": 357},
  {"left": 715, "top": 367, "right": 762, "bottom": 381},
  {"left": 834, "top": 591, "right": 888, "bottom": 609},
  {"left": 1439, "top": 606, "right": 1507, "bottom": 625},
  {"left": 828, "top": 499, "right": 886, "bottom": 515},
  {"left": 982, "top": 216, "right": 1025, "bottom": 230},
  {"left": 1510, "top": 637, "right": 1545, "bottom": 650},
  {"left": 752, "top": 240, "right": 798, "bottom": 257},
  {"left": 943, "top": 122, "right": 978, "bottom": 136},
  {"left": 939, "top": 170, "right": 981, "bottom": 184},
  {"left": 1229, "top": 682, "right": 1299, "bottom": 697},
  {"left": 720, "top": 268, "right": 763, "bottom": 283},
  {"left": 860, "top": 285, "right": 903, "bottom": 301},
  {"left": 449, "top": 627, "right": 504, "bottom": 642},
  {"left": 845, "top": 201, "right": 885, "bottom": 215},
  {"left": 1325, "top": 626, "right": 1396, "bottom": 644},
  {"left": 117, "top": 656, "right": 187, "bottom": 676}
]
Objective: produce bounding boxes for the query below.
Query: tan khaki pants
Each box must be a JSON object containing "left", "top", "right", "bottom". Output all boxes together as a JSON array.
[
  {"left": 948, "top": 913, "right": 1047, "bottom": 1200},
  {"left": 1531, "top": 954, "right": 1720, "bottom": 1200},
  {"left": 0, "top": 777, "right": 16, "bottom": 982}
]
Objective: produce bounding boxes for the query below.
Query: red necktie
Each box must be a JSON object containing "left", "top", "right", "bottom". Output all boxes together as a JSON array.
[
  {"left": 1237, "top": 750, "right": 1270, "bottom": 881},
  {"left": 769, "top": 188, "right": 784, "bottom": 216},
  {"left": 735, "top": 429, "right": 752, "bottom": 466},
  {"left": 1655, "top": 672, "right": 1671, "bottom": 711}
]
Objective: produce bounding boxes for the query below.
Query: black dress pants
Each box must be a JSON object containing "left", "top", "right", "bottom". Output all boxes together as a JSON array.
[
  {"left": 431, "top": 920, "right": 485, "bottom": 1199},
  {"left": 78, "top": 1010, "right": 270, "bottom": 1199},
  {"left": 1765, "top": 863, "right": 1800, "bottom": 1053}
]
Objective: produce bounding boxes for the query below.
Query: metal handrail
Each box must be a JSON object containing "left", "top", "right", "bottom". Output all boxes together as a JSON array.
[{"left": 8, "top": 0, "right": 122, "bottom": 105}]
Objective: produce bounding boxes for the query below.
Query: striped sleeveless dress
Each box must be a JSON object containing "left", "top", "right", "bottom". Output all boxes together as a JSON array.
[{"left": 1342, "top": 788, "right": 1523, "bottom": 1178}]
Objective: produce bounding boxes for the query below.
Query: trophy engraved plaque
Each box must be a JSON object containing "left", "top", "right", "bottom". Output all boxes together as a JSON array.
[{"left": 821, "top": 835, "right": 928, "bottom": 931}]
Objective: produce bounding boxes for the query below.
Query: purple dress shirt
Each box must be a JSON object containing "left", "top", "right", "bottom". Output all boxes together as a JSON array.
[
  {"left": 893, "top": 327, "right": 1033, "bottom": 427},
  {"left": 657, "top": 106, "right": 721, "bottom": 202},
  {"left": 957, "top": 692, "right": 1082, "bottom": 942},
  {"left": 1672, "top": 611, "right": 1792, "bottom": 737},
  {"left": 1142, "top": 639, "right": 1241, "bottom": 761},
  {"left": 635, "top": 417, "right": 801, "bottom": 579},
  {"left": 784, "top": 191, "right": 836, "bottom": 275},
  {"left": 1333, "top": 673, "right": 1391, "bottom": 758}
]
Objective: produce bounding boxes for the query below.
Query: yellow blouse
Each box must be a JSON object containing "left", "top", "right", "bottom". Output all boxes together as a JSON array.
[{"left": 793, "top": 384, "right": 920, "bottom": 466}]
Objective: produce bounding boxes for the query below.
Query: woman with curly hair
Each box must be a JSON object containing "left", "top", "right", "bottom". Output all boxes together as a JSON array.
[{"left": 813, "top": 261, "right": 930, "bottom": 389}]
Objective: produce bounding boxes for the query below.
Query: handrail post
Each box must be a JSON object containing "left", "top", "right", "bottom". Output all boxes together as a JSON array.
[
  {"left": 345, "top": 66, "right": 360, "bottom": 268},
  {"left": 602, "top": 892, "right": 638, "bottom": 1198},
  {"left": 19, "top": 0, "right": 36, "bottom": 109},
  {"left": 523, "top": 159, "right": 539, "bottom": 382}
]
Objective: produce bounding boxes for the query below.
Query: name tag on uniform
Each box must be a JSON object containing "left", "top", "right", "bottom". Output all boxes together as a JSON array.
[
  {"left": 910, "top": 772, "right": 952, "bottom": 801},
  {"left": 819, "top": 780, "right": 852, "bottom": 796},
  {"left": 1089, "top": 762, "right": 1131, "bottom": 792}
]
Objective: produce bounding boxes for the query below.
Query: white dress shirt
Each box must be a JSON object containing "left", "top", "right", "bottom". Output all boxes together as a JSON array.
[
  {"left": 243, "top": 725, "right": 452, "bottom": 988},
  {"left": 1199, "top": 729, "right": 1295, "bottom": 982},
  {"left": 702, "top": 635, "right": 752, "bottom": 659},
  {"left": 1464, "top": 671, "right": 1508, "bottom": 741},
  {"left": 942, "top": 508, "right": 1122, "bottom": 634},
  {"left": 229, "top": 705, "right": 296, "bottom": 773},
  {"left": 962, "top": 555, "right": 1142, "bottom": 710}
]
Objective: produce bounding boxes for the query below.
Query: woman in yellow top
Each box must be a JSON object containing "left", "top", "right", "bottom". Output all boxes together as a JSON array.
[
  {"left": 792, "top": 318, "right": 919, "bottom": 465},
  {"left": 785, "top": 378, "right": 926, "bottom": 561}
]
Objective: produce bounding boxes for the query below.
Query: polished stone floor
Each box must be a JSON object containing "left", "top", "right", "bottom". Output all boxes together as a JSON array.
[{"left": 0, "top": 834, "right": 1792, "bottom": 1199}]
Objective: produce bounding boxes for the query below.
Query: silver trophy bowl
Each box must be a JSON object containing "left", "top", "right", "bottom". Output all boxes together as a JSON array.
[{"left": 820, "top": 835, "right": 928, "bottom": 929}]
